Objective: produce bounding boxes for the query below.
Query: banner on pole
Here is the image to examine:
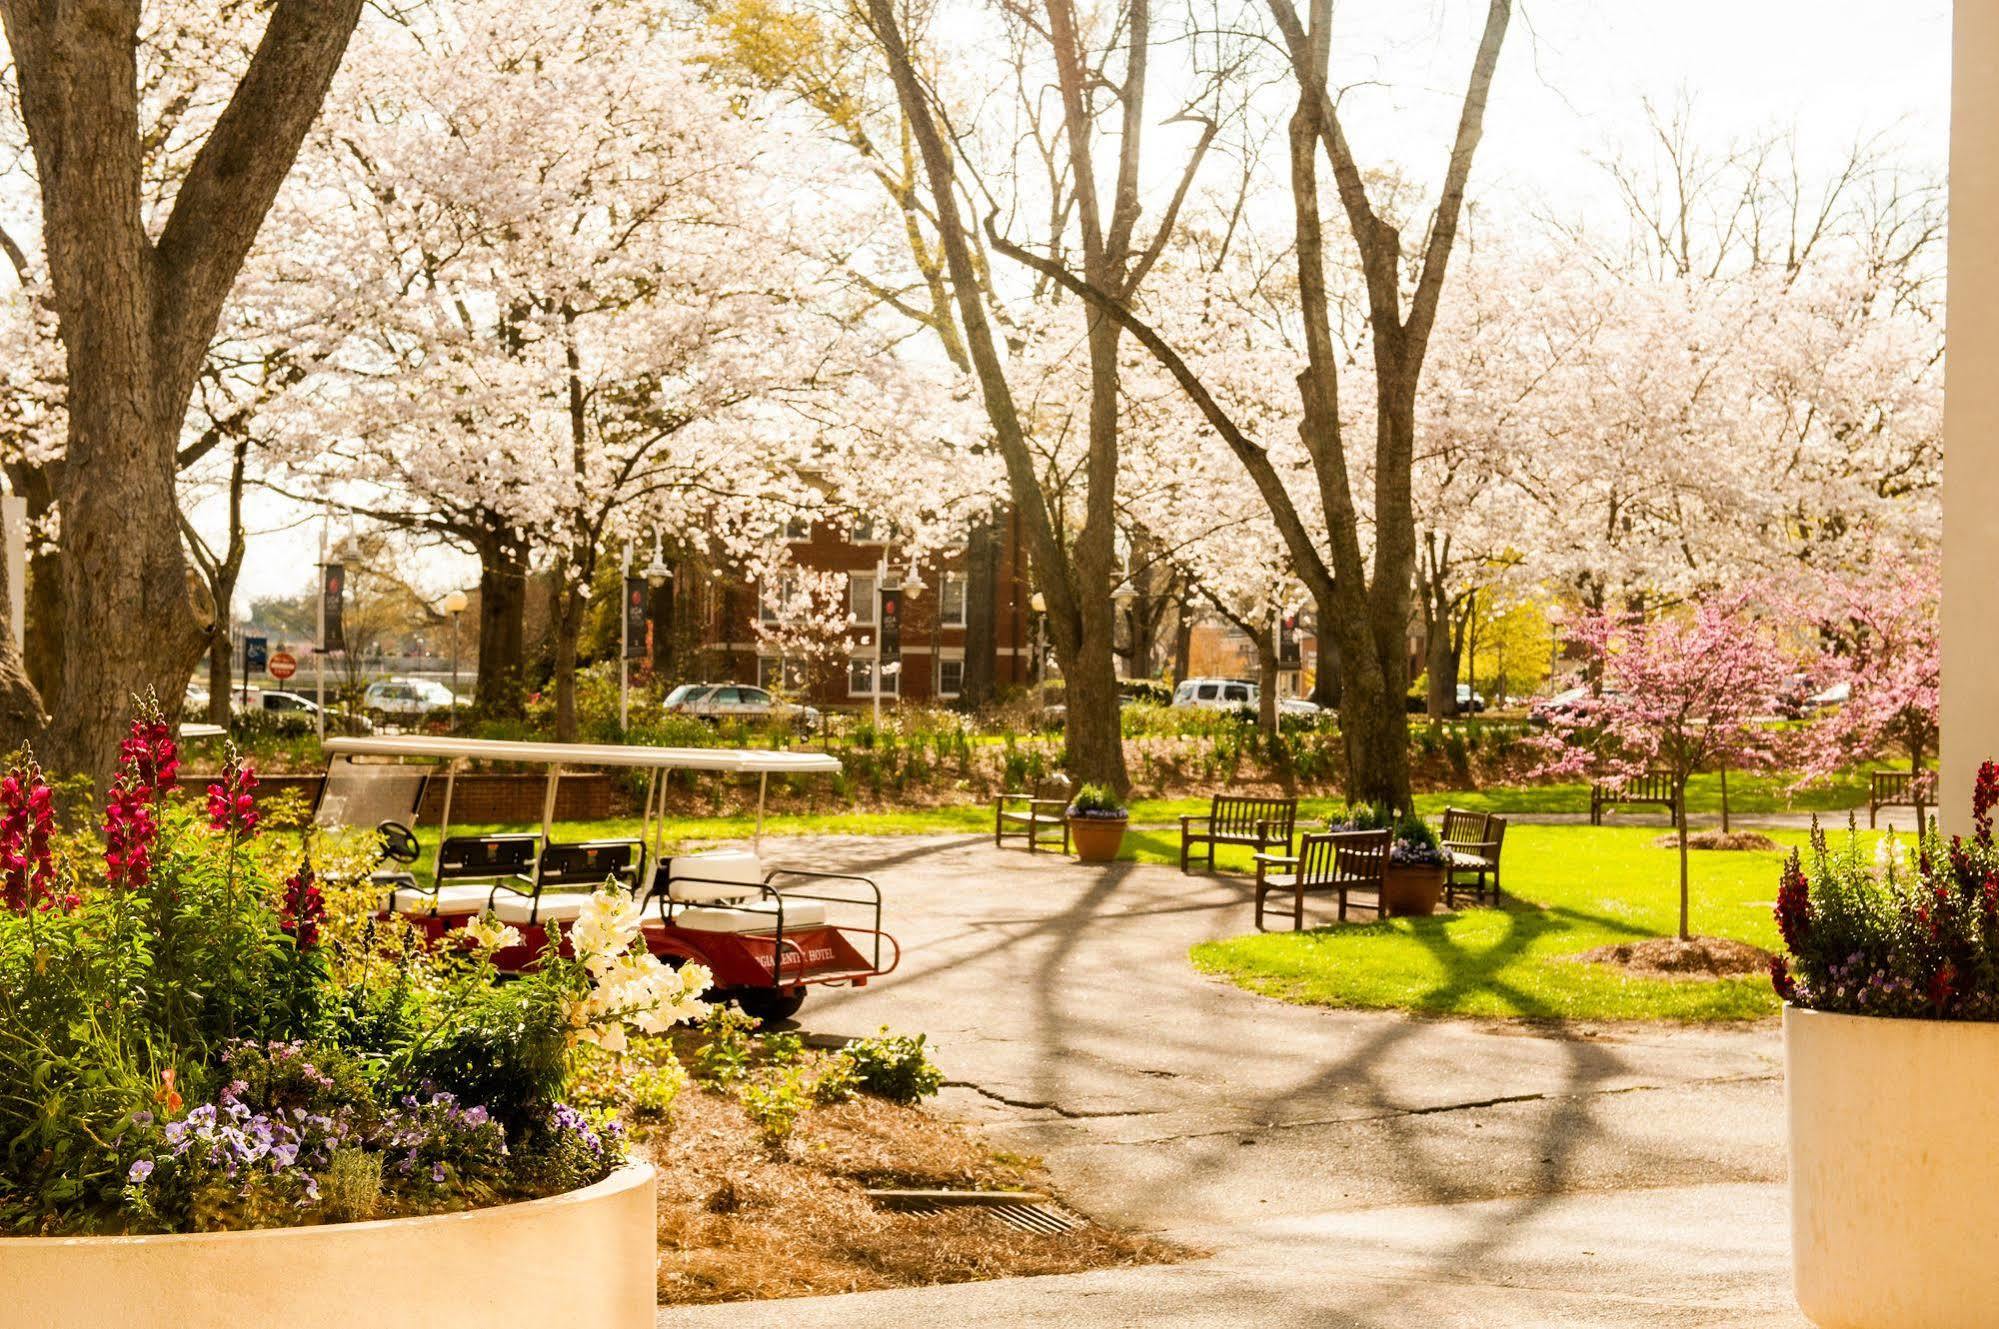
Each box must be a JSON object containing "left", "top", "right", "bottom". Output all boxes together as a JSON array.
[
  {"left": 624, "top": 576, "right": 648, "bottom": 660},
  {"left": 322, "top": 563, "right": 346, "bottom": 653}
]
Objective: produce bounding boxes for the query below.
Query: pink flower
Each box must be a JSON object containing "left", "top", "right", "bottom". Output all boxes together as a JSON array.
[
  {"left": 206, "top": 753, "right": 260, "bottom": 838},
  {"left": 279, "top": 860, "right": 326, "bottom": 948},
  {"left": 0, "top": 756, "right": 57, "bottom": 912}
]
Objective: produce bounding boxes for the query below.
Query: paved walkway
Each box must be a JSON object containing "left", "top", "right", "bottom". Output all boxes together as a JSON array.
[{"left": 657, "top": 835, "right": 1805, "bottom": 1328}]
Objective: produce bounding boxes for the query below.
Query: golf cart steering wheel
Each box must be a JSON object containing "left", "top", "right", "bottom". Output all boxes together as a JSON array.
[{"left": 376, "top": 820, "right": 421, "bottom": 864}]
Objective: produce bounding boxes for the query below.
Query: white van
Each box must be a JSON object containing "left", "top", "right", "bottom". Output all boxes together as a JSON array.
[{"left": 1172, "top": 677, "right": 1257, "bottom": 711}]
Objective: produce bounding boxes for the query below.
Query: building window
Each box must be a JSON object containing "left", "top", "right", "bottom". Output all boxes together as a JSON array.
[
  {"left": 849, "top": 572, "right": 876, "bottom": 626},
  {"left": 938, "top": 654, "right": 964, "bottom": 698},
  {"left": 783, "top": 515, "right": 811, "bottom": 541},
  {"left": 758, "top": 575, "right": 798, "bottom": 626},
  {"left": 852, "top": 517, "right": 883, "bottom": 544},
  {"left": 758, "top": 655, "right": 784, "bottom": 689},
  {"left": 848, "top": 655, "right": 901, "bottom": 697},
  {"left": 940, "top": 574, "right": 967, "bottom": 628}
]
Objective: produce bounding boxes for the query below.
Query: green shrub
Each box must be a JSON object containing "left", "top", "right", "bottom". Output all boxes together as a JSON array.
[
  {"left": 739, "top": 1065, "right": 813, "bottom": 1154},
  {"left": 690, "top": 1005, "right": 758, "bottom": 1087},
  {"left": 841, "top": 1029, "right": 944, "bottom": 1104}
]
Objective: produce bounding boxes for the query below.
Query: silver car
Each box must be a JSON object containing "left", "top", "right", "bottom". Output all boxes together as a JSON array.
[{"left": 664, "top": 682, "right": 821, "bottom": 732}]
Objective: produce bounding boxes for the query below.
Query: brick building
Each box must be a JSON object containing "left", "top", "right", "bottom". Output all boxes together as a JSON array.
[{"left": 689, "top": 513, "right": 1038, "bottom": 708}]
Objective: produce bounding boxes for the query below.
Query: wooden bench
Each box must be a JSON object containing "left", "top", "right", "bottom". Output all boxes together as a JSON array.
[
  {"left": 1440, "top": 809, "right": 1507, "bottom": 907},
  {"left": 1869, "top": 770, "right": 1934, "bottom": 829},
  {"left": 1589, "top": 772, "right": 1681, "bottom": 826},
  {"left": 1253, "top": 830, "right": 1389, "bottom": 930},
  {"left": 995, "top": 775, "right": 1073, "bottom": 853},
  {"left": 1180, "top": 794, "right": 1299, "bottom": 873}
]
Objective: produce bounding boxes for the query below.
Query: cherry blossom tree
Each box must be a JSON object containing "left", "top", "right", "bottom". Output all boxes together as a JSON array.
[
  {"left": 1538, "top": 594, "right": 1793, "bottom": 939},
  {"left": 1789, "top": 560, "right": 1939, "bottom": 792}
]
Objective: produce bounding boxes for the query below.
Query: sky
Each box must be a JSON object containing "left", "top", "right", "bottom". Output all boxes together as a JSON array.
[{"left": 191, "top": 0, "right": 1956, "bottom": 614}]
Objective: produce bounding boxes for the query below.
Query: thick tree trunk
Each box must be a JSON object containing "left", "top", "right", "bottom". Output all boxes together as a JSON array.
[
  {"left": 1425, "top": 611, "right": 1458, "bottom": 718},
  {"left": 474, "top": 527, "right": 529, "bottom": 716},
  {"left": 1171, "top": 598, "right": 1194, "bottom": 684},
  {"left": 0, "top": 0, "right": 366, "bottom": 791},
  {"left": 961, "top": 507, "right": 1000, "bottom": 708}
]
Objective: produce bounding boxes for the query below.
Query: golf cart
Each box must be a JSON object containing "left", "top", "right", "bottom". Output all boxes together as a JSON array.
[{"left": 313, "top": 734, "right": 899, "bottom": 1022}]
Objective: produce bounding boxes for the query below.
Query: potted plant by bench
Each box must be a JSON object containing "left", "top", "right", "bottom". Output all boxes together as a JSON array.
[
  {"left": 1067, "top": 783, "right": 1130, "bottom": 863},
  {"left": 1774, "top": 764, "right": 1999, "bottom": 1329},
  {"left": 0, "top": 707, "right": 700, "bottom": 1329},
  {"left": 1326, "top": 804, "right": 1447, "bottom": 916}
]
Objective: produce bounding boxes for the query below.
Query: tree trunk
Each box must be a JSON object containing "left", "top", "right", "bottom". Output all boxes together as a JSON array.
[
  {"left": 552, "top": 580, "right": 585, "bottom": 743},
  {"left": 1718, "top": 760, "right": 1731, "bottom": 835},
  {"left": 1425, "top": 609, "right": 1458, "bottom": 718},
  {"left": 961, "top": 507, "right": 1000, "bottom": 708},
  {"left": 648, "top": 570, "right": 677, "bottom": 681},
  {"left": 1676, "top": 777, "right": 1691, "bottom": 941},
  {"left": 1171, "top": 598, "right": 1194, "bottom": 684},
  {"left": 1312, "top": 625, "right": 1341, "bottom": 708},
  {"left": 1, "top": 0, "right": 366, "bottom": 791},
  {"left": 207, "top": 635, "right": 234, "bottom": 724},
  {"left": 1255, "top": 632, "right": 1279, "bottom": 737},
  {"left": 0, "top": 534, "right": 45, "bottom": 752},
  {"left": 474, "top": 526, "right": 529, "bottom": 716}
]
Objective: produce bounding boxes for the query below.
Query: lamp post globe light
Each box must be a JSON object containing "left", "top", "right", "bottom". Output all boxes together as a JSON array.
[{"left": 442, "top": 588, "right": 470, "bottom": 726}]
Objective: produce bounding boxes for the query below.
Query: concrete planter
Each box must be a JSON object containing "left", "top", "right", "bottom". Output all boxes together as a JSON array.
[
  {"left": 1381, "top": 863, "right": 1444, "bottom": 916},
  {"left": 1068, "top": 815, "right": 1128, "bottom": 863},
  {"left": 1786, "top": 1007, "right": 1999, "bottom": 1327},
  {"left": 0, "top": 1162, "right": 656, "bottom": 1329}
]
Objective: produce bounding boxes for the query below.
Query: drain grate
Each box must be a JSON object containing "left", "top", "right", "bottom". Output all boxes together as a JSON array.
[{"left": 867, "top": 1188, "right": 1080, "bottom": 1235}]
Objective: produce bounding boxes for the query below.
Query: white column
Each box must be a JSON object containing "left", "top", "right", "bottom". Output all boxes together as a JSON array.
[{"left": 1941, "top": 2, "right": 1999, "bottom": 832}]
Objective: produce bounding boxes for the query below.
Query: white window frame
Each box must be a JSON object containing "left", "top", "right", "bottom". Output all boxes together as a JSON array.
[
  {"left": 759, "top": 574, "right": 799, "bottom": 626},
  {"left": 849, "top": 572, "right": 877, "bottom": 627},
  {"left": 783, "top": 515, "right": 811, "bottom": 541},
  {"left": 939, "top": 573, "right": 967, "bottom": 629},
  {"left": 848, "top": 655, "right": 900, "bottom": 698},
  {"left": 937, "top": 650, "right": 965, "bottom": 698}
]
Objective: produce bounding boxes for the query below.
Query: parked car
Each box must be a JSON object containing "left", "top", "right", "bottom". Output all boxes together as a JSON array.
[
  {"left": 362, "top": 677, "right": 457, "bottom": 724},
  {"left": 1277, "top": 696, "right": 1322, "bottom": 717},
  {"left": 664, "top": 682, "right": 821, "bottom": 733},
  {"left": 1457, "top": 684, "right": 1486, "bottom": 713},
  {"left": 1172, "top": 677, "right": 1258, "bottom": 713},
  {"left": 1528, "top": 685, "right": 1621, "bottom": 726}
]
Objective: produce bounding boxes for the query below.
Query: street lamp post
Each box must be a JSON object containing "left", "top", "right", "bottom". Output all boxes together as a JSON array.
[
  {"left": 442, "top": 589, "right": 469, "bottom": 727},
  {"left": 1029, "top": 591, "right": 1047, "bottom": 723}
]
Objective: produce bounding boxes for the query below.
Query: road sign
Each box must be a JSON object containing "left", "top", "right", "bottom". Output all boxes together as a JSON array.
[
  {"left": 268, "top": 651, "right": 298, "bottom": 681},
  {"left": 243, "top": 635, "right": 269, "bottom": 674}
]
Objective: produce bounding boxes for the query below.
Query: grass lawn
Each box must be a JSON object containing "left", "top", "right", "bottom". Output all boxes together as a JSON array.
[{"left": 1188, "top": 824, "right": 1872, "bottom": 1023}]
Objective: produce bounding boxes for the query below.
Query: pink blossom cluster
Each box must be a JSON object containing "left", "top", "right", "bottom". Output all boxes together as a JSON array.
[{"left": 0, "top": 757, "right": 57, "bottom": 912}]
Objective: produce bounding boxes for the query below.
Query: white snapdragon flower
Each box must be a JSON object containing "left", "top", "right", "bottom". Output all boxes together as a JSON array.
[
  {"left": 464, "top": 912, "right": 524, "bottom": 952},
  {"left": 571, "top": 884, "right": 644, "bottom": 977}
]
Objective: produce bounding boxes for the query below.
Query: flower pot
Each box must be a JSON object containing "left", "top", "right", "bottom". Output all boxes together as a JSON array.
[
  {"left": 0, "top": 1163, "right": 656, "bottom": 1329},
  {"left": 1786, "top": 1007, "right": 1999, "bottom": 1327},
  {"left": 1068, "top": 815, "right": 1128, "bottom": 863},
  {"left": 1381, "top": 862, "right": 1444, "bottom": 916}
]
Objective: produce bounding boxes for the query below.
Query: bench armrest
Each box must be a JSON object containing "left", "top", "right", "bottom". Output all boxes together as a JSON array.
[
  {"left": 1027, "top": 798, "right": 1069, "bottom": 810},
  {"left": 1444, "top": 838, "right": 1501, "bottom": 855},
  {"left": 1181, "top": 815, "right": 1212, "bottom": 830},
  {"left": 1252, "top": 851, "right": 1299, "bottom": 866},
  {"left": 996, "top": 792, "right": 1034, "bottom": 805}
]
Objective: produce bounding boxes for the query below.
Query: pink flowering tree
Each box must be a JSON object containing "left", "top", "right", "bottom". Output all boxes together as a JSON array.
[
  {"left": 1539, "top": 594, "right": 1794, "bottom": 939},
  {"left": 1788, "top": 562, "right": 1939, "bottom": 802}
]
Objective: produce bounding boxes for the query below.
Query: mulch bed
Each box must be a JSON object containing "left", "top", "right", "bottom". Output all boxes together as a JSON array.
[
  {"left": 1570, "top": 936, "right": 1774, "bottom": 980},
  {"left": 1651, "top": 830, "right": 1782, "bottom": 852},
  {"left": 647, "top": 1084, "right": 1179, "bottom": 1304}
]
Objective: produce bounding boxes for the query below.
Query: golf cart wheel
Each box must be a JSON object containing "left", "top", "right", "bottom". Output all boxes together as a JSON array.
[{"left": 732, "top": 986, "right": 806, "bottom": 1024}]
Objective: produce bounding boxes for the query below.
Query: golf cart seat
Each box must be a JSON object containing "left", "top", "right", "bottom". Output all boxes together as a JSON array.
[
  {"left": 534, "top": 839, "right": 643, "bottom": 889},
  {"left": 489, "top": 891, "right": 592, "bottom": 926},
  {"left": 438, "top": 834, "right": 540, "bottom": 882},
  {"left": 661, "top": 850, "right": 770, "bottom": 905},
  {"left": 386, "top": 884, "right": 497, "bottom": 918},
  {"left": 670, "top": 901, "right": 828, "bottom": 933}
]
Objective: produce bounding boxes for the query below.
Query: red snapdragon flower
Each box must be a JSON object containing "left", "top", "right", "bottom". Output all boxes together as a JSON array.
[
  {"left": 1769, "top": 955, "right": 1799, "bottom": 1003},
  {"left": 278, "top": 860, "right": 326, "bottom": 949},
  {"left": 104, "top": 708, "right": 178, "bottom": 890},
  {"left": 1975, "top": 761, "right": 1999, "bottom": 844},
  {"left": 0, "top": 756, "right": 56, "bottom": 912},
  {"left": 1774, "top": 849, "right": 1812, "bottom": 954},
  {"left": 206, "top": 753, "right": 259, "bottom": 838}
]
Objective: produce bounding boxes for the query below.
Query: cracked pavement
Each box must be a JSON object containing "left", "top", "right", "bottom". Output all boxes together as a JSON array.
[{"left": 656, "top": 835, "right": 1807, "bottom": 1327}]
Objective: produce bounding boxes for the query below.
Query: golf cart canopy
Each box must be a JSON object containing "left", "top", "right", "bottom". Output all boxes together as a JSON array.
[{"left": 322, "top": 734, "right": 840, "bottom": 774}]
